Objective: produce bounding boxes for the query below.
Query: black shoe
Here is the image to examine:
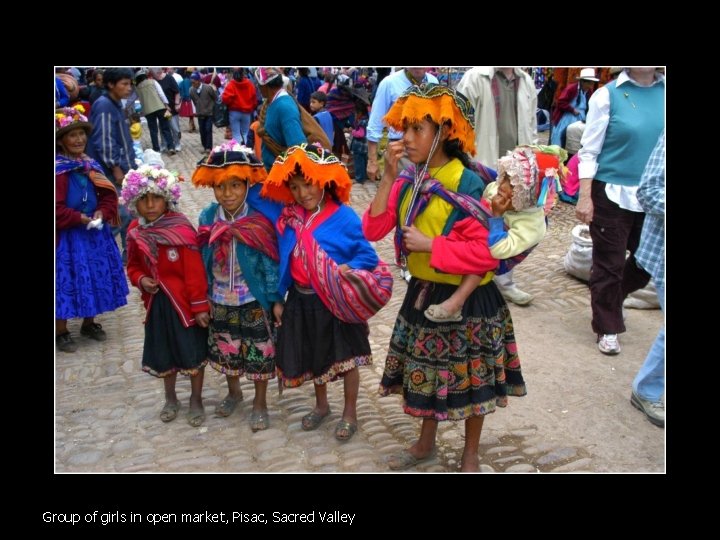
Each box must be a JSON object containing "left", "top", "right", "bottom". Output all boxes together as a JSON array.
[
  {"left": 56, "top": 332, "right": 78, "bottom": 352},
  {"left": 80, "top": 323, "right": 107, "bottom": 341}
]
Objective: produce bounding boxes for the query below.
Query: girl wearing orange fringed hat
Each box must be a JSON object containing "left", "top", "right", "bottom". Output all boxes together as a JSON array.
[
  {"left": 254, "top": 143, "right": 391, "bottom": 442},
  {"left": 362, "top": 83, "right": 527, "bottom": 472},
  {"left": 192, "top": 141, "right": 281, "bottom": 432}
]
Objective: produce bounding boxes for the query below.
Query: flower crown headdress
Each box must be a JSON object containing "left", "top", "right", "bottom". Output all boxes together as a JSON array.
[
  {"left": 56, "top": 104, "right": 92, "bottom": 137},
  {"left": 120, "top": 164, "right": 183, "bottom": 214}
]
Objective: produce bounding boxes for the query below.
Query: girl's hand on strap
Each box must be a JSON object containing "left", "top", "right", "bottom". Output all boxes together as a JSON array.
[{"left": 401, "top": 225, "right": 432, "bottom": 253}]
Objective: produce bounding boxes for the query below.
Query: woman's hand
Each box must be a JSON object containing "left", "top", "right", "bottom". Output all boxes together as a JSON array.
[
  {"left": 576, "top": 194, "right": 594, "bottom": 224},
  {"left": 194, "top": 311, "right": 210, "bottom": 328},
  {"left": 337, "top": 264, "right": 351, "bottom": 274},
  {"left": 92, "top": 210, "right": 103, "bottom": 221},
  {"left": 272, "top": 302, "right": 284, "bottom": 328},
  {"left": 140, "top": 277, "right": 159, "bottom": 294},
  {"left": 401, "top": 225, "right": 432, "bottom": 253},
  {"left": 79, "top": 213, "right": 92, "bottom": 225}
]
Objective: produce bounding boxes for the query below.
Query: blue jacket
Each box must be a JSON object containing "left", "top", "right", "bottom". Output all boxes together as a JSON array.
[
  {"left": 247, "top": 185, "right": 379, "bottom": 296},
  {"left": 87, "top": 94, "right": 136, "bottom": 176},
  {"left": 199, "top": 203, "right": 282, "bottom": 311}
]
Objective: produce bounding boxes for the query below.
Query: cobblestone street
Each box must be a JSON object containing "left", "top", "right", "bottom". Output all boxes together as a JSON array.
[{"left": 55, "top": 124, "right": 665, "bottom": 473}]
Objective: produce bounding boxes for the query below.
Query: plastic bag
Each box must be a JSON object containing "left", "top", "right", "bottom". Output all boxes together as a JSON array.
[{"left": 213, "top": 100, "right": 229, "bottom": 128}]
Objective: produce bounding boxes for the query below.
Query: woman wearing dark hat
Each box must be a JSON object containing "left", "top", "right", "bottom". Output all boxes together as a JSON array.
[
  {"left": 550, "top": 67, "right": 598, "bottom": 148},
  {"left": 363, "top": 83, "right": 526, "bottom": 472},
  {"left": 56, "top": 106, "right": 129, "bottom": 352}
]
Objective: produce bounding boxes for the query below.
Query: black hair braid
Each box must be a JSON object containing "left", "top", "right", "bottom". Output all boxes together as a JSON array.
[{"left": 443, "top": 137, "right": 476, "bottom": 172}]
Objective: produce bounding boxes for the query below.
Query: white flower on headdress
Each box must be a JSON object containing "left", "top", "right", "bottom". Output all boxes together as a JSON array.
[{"left": 120, "top": 165, "right": 183, "bottom": 214}]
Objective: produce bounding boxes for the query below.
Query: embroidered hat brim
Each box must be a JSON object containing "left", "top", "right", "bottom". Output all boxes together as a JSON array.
[
  {"left": 261, "top": 143, "right": 352, "bottom": 204},
  {"left": 192, "top": 150, "right": 268, "bottom": 187},
  {"left": 383, "top": 83, "right": 476, "bottom": 156}
]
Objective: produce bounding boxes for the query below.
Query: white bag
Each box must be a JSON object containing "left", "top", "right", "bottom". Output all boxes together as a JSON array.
[
  {"left": 625, "top": 281, "right": 660, "bottom": 309},
  {"left": 564, "top": 224, "right": 593, "bottom": 281}
]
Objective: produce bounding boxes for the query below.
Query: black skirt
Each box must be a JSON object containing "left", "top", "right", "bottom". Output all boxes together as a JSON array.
[
  {"left": 276, "top": 285, "right": 372, "bottom": 387},
  {"left": 142, "top": 289, "right": 208, "bottom": 377}
]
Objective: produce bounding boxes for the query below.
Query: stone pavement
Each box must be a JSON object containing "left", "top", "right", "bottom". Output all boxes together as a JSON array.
[{"left": 55, "top": 124, "right": 665, "bottom": 473}]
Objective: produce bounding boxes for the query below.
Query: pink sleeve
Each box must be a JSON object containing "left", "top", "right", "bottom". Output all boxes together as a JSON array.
[
  {"left": 362, "top": 180, "right": 403, "bottom": 241},
  {"left": 430, "top": 216, "right": 498, "bottom": 275}
]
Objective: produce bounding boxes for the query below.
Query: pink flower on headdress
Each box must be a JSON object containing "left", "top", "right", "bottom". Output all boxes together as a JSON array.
[
  {"left": 120, "top": 164, "right": 183, "bottom": 214},
  {"left": 55, "top": 106, "right": 89, "bottom": 131}
]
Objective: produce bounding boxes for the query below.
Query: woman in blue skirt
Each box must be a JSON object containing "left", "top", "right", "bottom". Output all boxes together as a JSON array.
[{"left": 56, "top": 106, "right": 129, "bottom": 352}]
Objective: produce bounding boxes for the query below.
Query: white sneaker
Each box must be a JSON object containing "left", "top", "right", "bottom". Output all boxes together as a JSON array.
[
  {"left": 597, "top": 334, "right": 621, "bottom": 355},
  {"left": 400, "top": 268, "right": 413, "bottom": 283},
  {"left": 500, "top": 286, "right": 533, "bottom": 306}
]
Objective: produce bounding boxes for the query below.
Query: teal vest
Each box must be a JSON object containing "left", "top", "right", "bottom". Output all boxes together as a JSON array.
[{"left": 595, "top": 79, "right": 664, "bottom": 186}]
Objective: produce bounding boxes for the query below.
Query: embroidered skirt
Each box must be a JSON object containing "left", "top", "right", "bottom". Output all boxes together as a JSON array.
[
  {"left": 142, "top": 290, "right": 208, "bottom": 377},
  {"left": 207, "top": 300, "right": 276, "bottom": 380},
  {"left": 276, "top": 285, "right": 372, "bottom": 388},
  {"left": 379, "top": 278, "right": 526, "bottom": 421}
]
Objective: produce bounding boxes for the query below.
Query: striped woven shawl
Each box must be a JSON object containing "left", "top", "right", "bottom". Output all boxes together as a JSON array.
[
  {"left": 279, "top": 204, "right": 392, "bottom": 324},
  {"left": 127, "top": 212, "right": 199, "bottom": 279},
  {"left": 197, "top": 213, "right": 279, "bottom": 272}
]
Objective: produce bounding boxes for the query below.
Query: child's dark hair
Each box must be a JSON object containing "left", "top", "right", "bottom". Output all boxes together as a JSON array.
[
  {"left": 443, "top": 136, "right": 475, "bottom": 171},
  {"left": 130, "top": 113, "right": 141, "bottom": 123},
  {"left": 310, "top": 91, "right": 327, "bottom": 104},
  {"left": 411, "top": 115, "right": 476, "bottom": 171}
]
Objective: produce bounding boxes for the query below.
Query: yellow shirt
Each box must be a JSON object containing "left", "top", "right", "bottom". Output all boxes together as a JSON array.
[
  {"left": 399, "top": 159, "right": 492, "bottom": 285},
  {"left": 130, "top": 122, "right": 142, "bottom": 140}
]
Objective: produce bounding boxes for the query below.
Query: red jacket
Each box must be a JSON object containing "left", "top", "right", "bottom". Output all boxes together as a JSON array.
[
  {"left": 221, "top": 79, "right": 258, "bottom": 113},
  {"left": 126, "top": 216, "right": 210, "bottom": 327}
]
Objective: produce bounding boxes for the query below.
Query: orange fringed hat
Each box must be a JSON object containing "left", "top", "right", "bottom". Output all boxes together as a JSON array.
[
  {"left": 261, "top": 143, "right": 352, "bottom": 204},
  {"left": 191, "top": 140, "right": 267, "bottom": 187},
  {"left": 383, "top": 83, "right": 476, "bottom": 156}
]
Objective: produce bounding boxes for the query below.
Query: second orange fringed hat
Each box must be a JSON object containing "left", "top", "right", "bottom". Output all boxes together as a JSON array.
[
  {"left": 261, "top": 143, "right": 352, "bottom": 204},
  {"left": 383, "top": 83, "right": 476, "bottom": 156},
  {"left": 191, "top": 140, "right": 267, "bottom": 187}
]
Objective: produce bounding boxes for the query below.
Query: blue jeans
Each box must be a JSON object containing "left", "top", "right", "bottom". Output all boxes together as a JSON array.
[
  {"left": 145, "top": 109, "right": 174, "bottom": 152},
  {"left": 198, "top": 116, "right": 214, "bottom": 151},
  {"left": 632, "top": 283, "right": 664, "bottom": 402},
  {"left": 229, "top": 110, "right": 252, "bottom": 144},
  {"left": 353, "top": 152, "right": 368, "bottom": 182}
]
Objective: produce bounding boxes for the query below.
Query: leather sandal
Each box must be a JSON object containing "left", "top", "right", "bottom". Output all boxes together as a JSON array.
[
  {"left": 249, "top": 409, "right": 269, "bottom": 432},
  {"left": 186, "top": 407, "right": 205, "bottom": 428},
  {"left": 334, "top": 419, "right": 357, "bottom": 441},
  {"left": 387, "top": 448, "right": 437, "bottom": 471},
  {"left": 301, "top": 409, "right": 330, "bottom": 431},
  {"left": 159, "top": 401, "right": 180, "bottom": 423},
  {"left": 214, "top": 394, "right": 243, "bottom": 417}
]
